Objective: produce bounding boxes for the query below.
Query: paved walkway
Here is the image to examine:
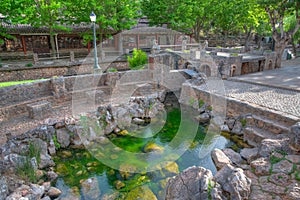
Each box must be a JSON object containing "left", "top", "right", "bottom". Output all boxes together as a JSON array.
[
  {"left": 230, "top": 58, "right": 300, "bottom": 91},
  {"left": 198, "top": 58, "right": 300, "bottom": 118}
]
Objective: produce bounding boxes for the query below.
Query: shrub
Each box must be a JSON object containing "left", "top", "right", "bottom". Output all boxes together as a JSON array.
[
  {"left": 127, "top": 48, "right": 148, "bottom": 70},
  {"left": 26, "top": 63, "right": 33, "bottom": 67}
]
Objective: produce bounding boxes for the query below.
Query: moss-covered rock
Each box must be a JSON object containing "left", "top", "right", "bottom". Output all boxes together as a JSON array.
[
  {"left": 115, "top": 180, "right": 125, "bottom": 190},
  {"left": 119, "top": 163, "right": 137, "bottom": 179},
  {"left": 143, "top": 142, "right": 164, "bottom": 153},
  {"left": 125, "top": 185, "right": 157, "bottom": 200}
]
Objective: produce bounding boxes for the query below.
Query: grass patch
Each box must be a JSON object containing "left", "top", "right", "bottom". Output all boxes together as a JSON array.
[
  {"left": 16, "top": 142, "right": 42, "bottom": 183},
  {"left": 52, "top": 135, "right": 61, "bottom": 150},
  {"left": 0, "top": 79, "right": 45, "bottom": 88},
  {"left": 198, "top": 100, "right": 205, "bottom": 108},
  {"left": 240, "top": 119, "right": 247, "bottom": 127},
  {"left": 107, "top": 67, "right": 118, "bottom": 73}
]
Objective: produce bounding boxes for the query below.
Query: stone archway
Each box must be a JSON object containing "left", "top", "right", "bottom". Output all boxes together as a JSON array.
[{"left": 230, "top": 65, "right": 236, "bottom": 77}]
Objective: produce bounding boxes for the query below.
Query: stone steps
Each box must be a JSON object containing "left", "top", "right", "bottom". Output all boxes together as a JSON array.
[
  {"left": 246, "top": 115, "right": 290, "bottom": 135},
  {"left": 243, "top": 114, "right": 291, "bottom": 147},
  {"left": 243, "top": 126, "right": 278, "bottom": 147}
]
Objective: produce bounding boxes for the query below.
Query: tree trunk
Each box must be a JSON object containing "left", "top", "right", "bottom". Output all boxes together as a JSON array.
[
  {"left": 291, "top": 37, "right": 297, "bottom": 57},
  {"left": 274, "top": 40, "right": 287, "bottom": 68},
  {"left": 244, "top": 33, "right": 252, "bottom": 52}
]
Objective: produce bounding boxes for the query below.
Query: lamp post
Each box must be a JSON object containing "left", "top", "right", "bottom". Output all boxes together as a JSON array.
[{"left": 90, "top": 11, "right": 100, "bottom": 69}]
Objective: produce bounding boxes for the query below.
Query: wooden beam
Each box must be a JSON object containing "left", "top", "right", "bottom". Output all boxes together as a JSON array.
[{"left": 21, "top": 35, "right": 26, "bottom": 55}]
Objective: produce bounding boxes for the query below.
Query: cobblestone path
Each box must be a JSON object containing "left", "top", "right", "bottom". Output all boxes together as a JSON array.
[{"left": 197, "top": 79, "right": 300, "bottom": 118}]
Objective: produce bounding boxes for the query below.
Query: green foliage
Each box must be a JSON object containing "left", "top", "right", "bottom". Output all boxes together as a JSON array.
[
  {"left": 16, "top": 142, "right": 42, "bottom": 183},
  {"left": 25, "top": 63, "right": 33, "bottom": 67},
  {"left": 230, "top": 53, "right": 239, "bottom": 56},
  {"left": 16, "top": 157, "right": 37, "bottom": 183},
  {"left": 127, "top": 48, "right": 148, "bottom": 70},
  {"left": 295, "top": 170, "right": 300, "bottom": 181},
  {"left": 198, "top": 100, "right": 205, "bottom": 108},
  {"left": 52, "top": 135, "right": 61, "bottom": 150},
  {"left": 240, "top": 119, "right": 247, "bottom": 127},
  {"left": 107, "top": 68, "right": 118, "bottom": 73},
  {"left": 189, "top": 97, "right": 196, "bottom": 106},
  {"left": 207, "top": 106, "right": 213, "bottom": 111},
  {"left": 270, "top": 155, "right": 283, "bottom": 165},
  {"left": 207, "top": 180, "right": 215, "bottom": 200},
  {"left": 28, "top": 142, "right": 41, "bottom": 164}
]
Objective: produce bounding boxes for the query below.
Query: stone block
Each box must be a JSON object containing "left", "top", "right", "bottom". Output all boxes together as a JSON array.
[{"left": 27, "top": 100, "right": 51, "bottom": 119}]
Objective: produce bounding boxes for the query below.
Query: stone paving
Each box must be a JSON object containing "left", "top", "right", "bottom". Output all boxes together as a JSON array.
[
  {"left": 197, "top": 58, "right": 300, "bottom": 118},
  {"left": 230, "top": 58, "right": 300, "bottom": 91}
]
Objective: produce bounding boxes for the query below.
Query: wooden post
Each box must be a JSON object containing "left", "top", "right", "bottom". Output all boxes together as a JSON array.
[
  {"left": 21, "top": 35, "right": 27, "bottom": 55},
  {"left": 156, "top": 34, "right": 158, "bottom": 44},
  {"left": 88, "top": 41, "right": 91, "bottom": 53},
  {"left": 114, "top": 35, "right": 118, "bottom": 51}
]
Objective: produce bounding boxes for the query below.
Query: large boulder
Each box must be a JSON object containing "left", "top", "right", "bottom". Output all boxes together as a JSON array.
[
  {"left": 56, "top": 128, "right": 70, "bottom": 148},
  {"left": 250, "top": 157, "right": 271, "bottom": 176},
  {"left": 258, "top": 138, "right": 290, "bottom": 157},
  {"left": 289, "top": 122, "right": 300, "bottom": 151},
  {"left": 165, "top": 166, "right": 213, "bottom": 200},
  {"left": 240, "top": 148, "right": 258, "bottom": 163},
  {"left": 81, "top": 177, "right": 101, "bottom": 200},
  {"left": 214, "top": 164, "right": 251, "bottom": 200},
  {"left": 223, "top": 148, "right": 242, "bottom": 165},
  {"left": 211, "top": 149, "right": 232, "bottom": 170}
]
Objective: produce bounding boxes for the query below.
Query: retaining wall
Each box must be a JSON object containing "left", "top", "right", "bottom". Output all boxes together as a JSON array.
[{"left": 180, "top": 83, "right": 299, "bottom": 127}]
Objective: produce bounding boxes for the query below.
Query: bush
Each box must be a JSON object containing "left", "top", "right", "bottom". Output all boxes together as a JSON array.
[
  {"left": 25, "top": 63, "right": 33, "bottom": 67},
  {"left": 127, "top": 48, "right": 148, "bottom": 70}
]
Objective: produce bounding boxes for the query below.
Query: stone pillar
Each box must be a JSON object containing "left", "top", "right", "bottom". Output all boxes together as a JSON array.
[
  {"left": 33, "top": 53, "right": 39, "bottom": 64},
  {"left": 70, "top": 51, "right": 75, "bottom": 62},
  {"left": 50, "top": 77, "right": 67, "bottom": 101},
  {"left": 118, "top": 34, "right": 123, "bottom": 55}
]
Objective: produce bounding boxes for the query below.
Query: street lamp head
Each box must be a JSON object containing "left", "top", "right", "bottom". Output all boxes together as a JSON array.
[{"left": 90, "top": 11, "right": 96, "bottom": 22}]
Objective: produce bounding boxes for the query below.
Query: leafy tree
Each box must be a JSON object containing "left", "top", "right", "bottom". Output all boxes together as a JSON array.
[
  {"left": 258, "top": 0, "right": 300, "bottom": 67},
  {"left": 141, "top": 0, "right": 214, "bottom": 42},
  {"left": 0, "top": 0, "right": 69, "bottom": 57},
  {"left": 284, "top": 12, "right": 300, "bottom": 56},
  {"left": 66, "top": 0, "right": 140, "bottom": 60}
]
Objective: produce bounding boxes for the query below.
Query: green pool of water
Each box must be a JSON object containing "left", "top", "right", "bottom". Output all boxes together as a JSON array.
[{"left": 53, "top": 107, "right": 229, "bottom": 199}]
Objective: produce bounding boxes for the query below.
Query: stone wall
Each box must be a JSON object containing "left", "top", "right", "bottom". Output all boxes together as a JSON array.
[
  {"left": 180, "top": 83, "right": 299, "bottom": 127},
  {"left": 0, "top": 80, "right": 52, "bottom": 107},
  {"left": 149, "top": 52, "right": 188, "bottom": 70},
  {"left": 0, "top": 70, "right": 156, "bottom": 121},
  {"left": 0, "top": 65, "right": 94, "bottom": 82}
]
